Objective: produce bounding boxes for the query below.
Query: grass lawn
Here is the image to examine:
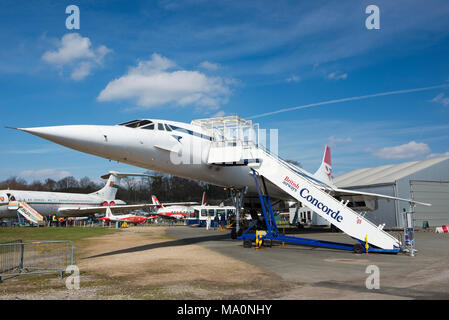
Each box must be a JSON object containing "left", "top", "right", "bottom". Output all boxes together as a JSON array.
[{"left": 0, "top": 227, "right": 120, "bottom": 243}]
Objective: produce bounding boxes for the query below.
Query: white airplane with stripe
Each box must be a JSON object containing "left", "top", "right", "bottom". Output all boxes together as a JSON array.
[
  {"left": 0, "top": 171, "right": 153, "bottom": 218},
  {"left": 151, "top": 192, "right": 206, "bottom": 219}
]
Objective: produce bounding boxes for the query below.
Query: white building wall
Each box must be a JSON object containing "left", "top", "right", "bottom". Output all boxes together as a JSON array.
[{"left": 396, "top": 158, "right": 449, "bottom": 227}]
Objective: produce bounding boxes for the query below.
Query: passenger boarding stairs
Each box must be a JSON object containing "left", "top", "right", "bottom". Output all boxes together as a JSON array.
[
  {"left": 8, "top": 201, "right": 45, "bottom": 226},
  {"left": 207, "top": 140, "right": 401, "bottom": 251}
]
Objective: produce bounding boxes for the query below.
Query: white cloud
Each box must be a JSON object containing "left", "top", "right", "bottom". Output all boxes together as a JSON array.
[
  {"left": 70, "top": 61, "right": 91, "bottom": 81},
  {"left": 19, "top": 169, "right": 72, "bottom": 180},
  {"left": 328, "top": 136, "right": 352, "bottom": 147},
  {"left": 327, "top": 72, "right": 348, "bottom": 80},
  {"left": 6, "top": 148, "right": 56, "bottom": 155},
  {"left": 427, "top": 151, "right": 449, "bottom": 159},
  {"left": 42, "top": 33, "right": 111, "bottom": 80},
  {"left": 213, "top": 110, "right": 226, "bottom": 117},
  {"left": 98, "top": 53, "right": 234, "bottom": 109},
  {"left": 370, "top": 141, "right": 430, "bottom": 159},
  {"left": 198, "top": 61, "right": 220, "bottom": 71},
  {"left": 286, "top": 75, "right": 300, "bottom": 83},
  {"left": 430, "top": 93, "right": 449, "bottom": 107}
]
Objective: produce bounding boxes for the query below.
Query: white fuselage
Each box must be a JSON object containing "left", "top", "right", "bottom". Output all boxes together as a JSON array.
[
  {"left": 155, "top": 205, "right": 194, "bottom": 219},
  {"left": 19, "top": 119, "right": 288, "bottom": 200},
  {"left": 0, "top": 189, "right": 125, "bottom": 218}
]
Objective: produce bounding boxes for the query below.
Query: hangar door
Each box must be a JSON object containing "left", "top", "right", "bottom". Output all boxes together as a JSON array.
[{"left": 410, "top": 181, "right": 449, "bottom": 227}]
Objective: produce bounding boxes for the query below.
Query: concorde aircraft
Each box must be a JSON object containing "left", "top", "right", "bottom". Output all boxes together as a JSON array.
[{"left": 11, "top": 116, "right": 430, "bottom": 210}]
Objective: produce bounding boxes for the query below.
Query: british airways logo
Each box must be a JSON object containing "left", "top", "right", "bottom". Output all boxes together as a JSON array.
[
  {"left": 283, "top": 176, "right": 300, "bottom": 192},
  {"left": 172, "top": 135, "right": 183, "bottom": 143}
]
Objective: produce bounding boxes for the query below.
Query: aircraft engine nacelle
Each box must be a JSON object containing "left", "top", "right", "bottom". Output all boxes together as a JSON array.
[{"left": 340, "top": 195, "right": 378, "bottom": 211}]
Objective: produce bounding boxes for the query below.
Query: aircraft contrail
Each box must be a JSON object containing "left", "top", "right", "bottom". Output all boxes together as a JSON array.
[{"left": 249, "top": 83, "right": 449, "bottom": 119}]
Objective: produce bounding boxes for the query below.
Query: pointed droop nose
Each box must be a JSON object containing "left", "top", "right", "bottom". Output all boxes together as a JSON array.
[{"left": 18, "top": 125, "right": 124, "bottom": 158}]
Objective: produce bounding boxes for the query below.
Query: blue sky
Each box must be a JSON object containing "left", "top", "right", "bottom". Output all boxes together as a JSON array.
[{"left": 1, "top": 0, "right": 449, "bottom": 182}]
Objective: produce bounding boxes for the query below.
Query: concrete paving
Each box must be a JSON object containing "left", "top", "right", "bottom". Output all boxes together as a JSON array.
[{"left": 166, "top": 226, "right": 449, "bottom": 299}]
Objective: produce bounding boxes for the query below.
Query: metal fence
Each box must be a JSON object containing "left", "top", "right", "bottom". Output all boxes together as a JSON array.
[{"left": 0, "top": 240, "right": 74, "bottom": 282}]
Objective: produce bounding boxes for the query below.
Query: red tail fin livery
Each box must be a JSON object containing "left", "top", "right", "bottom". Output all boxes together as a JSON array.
[
  {"left": 313, "top": 145, "right": 333, "bottom": 185},
  {"left": 201, "top": 192, "right": 206, "bottom": 206},
  {"left": 152, "top": 195, "right": 164, "bottom": 208}
]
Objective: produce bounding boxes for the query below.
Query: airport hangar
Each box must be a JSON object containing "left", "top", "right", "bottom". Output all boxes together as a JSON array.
[{"left": 333, "top": 156, "right": 449, "bottom": 228}]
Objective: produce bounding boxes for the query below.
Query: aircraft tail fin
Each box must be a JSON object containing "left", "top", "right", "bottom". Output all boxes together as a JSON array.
[
  {"left": 152, "top": 195, "right": 164, "bottom": 209},
  {"left": 313, "top": 145, "right": 334, "bottom": 185},
  {"left": 201, "top": 192, "right": 206, "bottom": 206},
  {"left": 92, "top": 171, "right": 152, "bottom": 201},
  {"left": 93, "top": 173, "right": 121, "bottom": 200}
]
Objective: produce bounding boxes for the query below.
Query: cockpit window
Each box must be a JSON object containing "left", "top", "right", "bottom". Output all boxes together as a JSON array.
[
  {"left": 130, "top": 120, "right": 152, "bottom": 128},
  {"left": 119, "top": 120, "right": 152, "bottom": 128},
  {"left": 118, "top": 119, "right": 140, "bottom": 126},
  {"left": 142, "top": 122, "right": 154, "bottom": 130},
  {"left": 164, "top": 124, "right": 172, "bottom": 131},
  {"left": 158, "top": 123, "right": 165, "bottom": 130}
]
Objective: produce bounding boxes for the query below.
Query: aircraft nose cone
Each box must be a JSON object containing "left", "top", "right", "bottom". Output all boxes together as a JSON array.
[
  {"left": 17, "top": 124, "right": 154, "bottom": 166},
  {"left": 20, "top": 125, "right": 97, "bottom": 145},
  {"left": 18, "top": 125, "right": 113, "bottom": 156},
  {"left": 19, "top": 126, "right": 81, "bottom": 141}
]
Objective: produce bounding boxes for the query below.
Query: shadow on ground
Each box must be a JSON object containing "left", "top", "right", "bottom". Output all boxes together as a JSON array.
[{"left": 84, "top": 233, "right": 231, "bottom": 259}]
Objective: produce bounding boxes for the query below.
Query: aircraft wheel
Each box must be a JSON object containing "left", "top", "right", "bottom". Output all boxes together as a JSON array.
[
  {"left": 353, "top": 243, "right": 364, "bottom": 254},
  {"left": 243, "top": 239, "right": 252, "bottom": 248}
]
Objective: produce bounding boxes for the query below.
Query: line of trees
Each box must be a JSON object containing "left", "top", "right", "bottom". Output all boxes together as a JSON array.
[{"left": 0, "top": 172, "right": 230, "bottom": 205}]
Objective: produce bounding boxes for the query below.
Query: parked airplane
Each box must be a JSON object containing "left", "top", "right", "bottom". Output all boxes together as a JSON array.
[
  {"left": 13, "top": 117, "right": 430, "bottom": 208},
  {"left": 12, "top": 116, "right": 432, "bottom": 250},
  {"left": 151, "top": 193, "right": 204, "bottom": 220},
  {"left": 98, "top": 206, "right": 147, "bottom": 225},
  {"left": 0, "top": 171, "right": 154, "bottom": 225}
]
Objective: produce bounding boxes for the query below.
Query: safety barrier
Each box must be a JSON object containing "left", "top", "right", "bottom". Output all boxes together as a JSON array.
[
  {"left": 0, "top": 240, "right": 74, "bottom": 282},
  {"left": 436, "top": 225, "right": 449, "bottom": 233}
]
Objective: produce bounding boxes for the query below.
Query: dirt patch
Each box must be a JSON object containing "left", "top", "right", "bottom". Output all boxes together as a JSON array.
[
  {"left": 80, "top": 227, "right": 271, "bottom": 286},
  {"left": 0, "top": 226, "right": 288, "bottom": 299}
]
